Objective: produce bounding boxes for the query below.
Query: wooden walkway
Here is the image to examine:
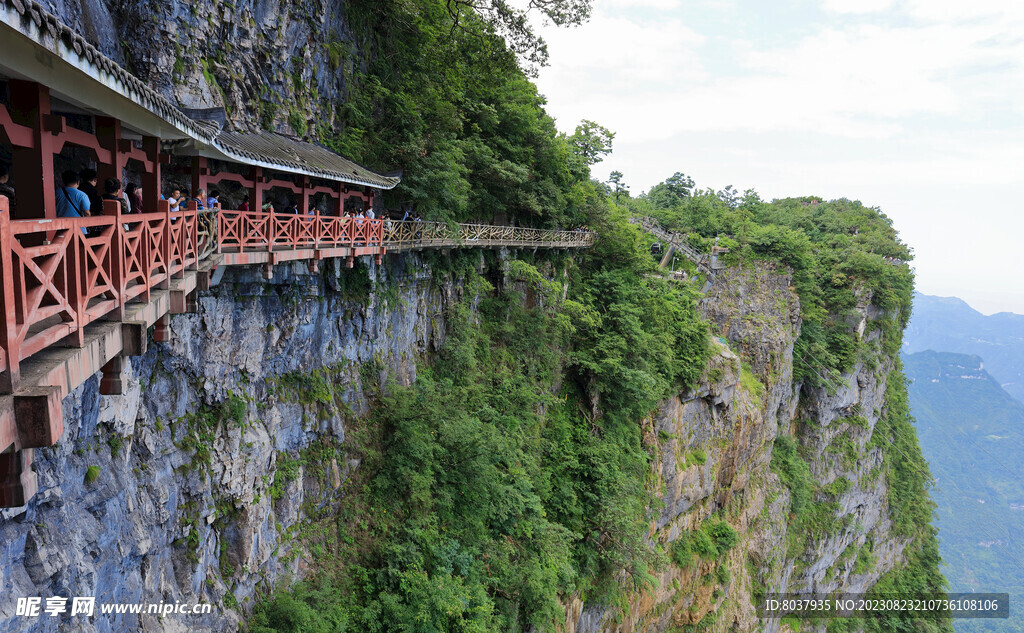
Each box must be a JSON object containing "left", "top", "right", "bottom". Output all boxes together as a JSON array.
[{"left": 0, "top": 196, "right": 594, "bottom": 506}]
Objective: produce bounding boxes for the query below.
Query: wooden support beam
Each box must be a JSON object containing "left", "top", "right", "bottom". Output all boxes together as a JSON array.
[
  {"left": 0, "top": 450, "right": 37, "bottom": 508},
  {"left": 142, "top": 136, "right": 162, "bottom": 215},
  {"left": 121, "top": 321, "right": 148, "bottom": 357},
  {"left": 95, "top": 116, "right": 122, "bottom": 188},
  {"left": 170, "top": 288, "right": 189, "bottom": 314},
  {"left": 191, "top": 157, "right": 208, "bottom": 198},
  {"left": 153, "top": 315, "right": 171, "bottom": 342},
  {"left": 251, "top": 166, "right": 264, "bottom": 213},
  {"left": 99, "top": 355, "right": 124, "bottom": 396},
  {"left": 13, "top": 385, "right": 63, "bottom": 449},
  {"left": 197, "top": 265, "right": 217, "bottom": 291}
]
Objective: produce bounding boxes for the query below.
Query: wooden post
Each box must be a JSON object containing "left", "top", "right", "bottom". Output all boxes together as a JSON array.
[
  {"left": 301, "top": 177, "right": 310, "bottom": 216},
  {"left": 0, "top": 199, "right": 20, "bottom": 392},
  {"left": 65, "top": 220, "right": 86, "bottom": 347},
  {"left": 160, "top": 198, "right": 172, "bottom": 289},
  {"left": 8, "top": 81, "right": 55, "bottom": 220},
  {"left": 95, "top": 116, "right": 122, "bottom": 187},
  {"left": 191, "top": 156, "right": 208, "bottom": 199},
  {"left": 251, "top": 166, "right": 263, "bottom": 213},
  {"left": 142, "top": 136, "right": 161, "bottom": 214},
  {"left": 105, "top": 198, "right": 125, "bottom": 320}
]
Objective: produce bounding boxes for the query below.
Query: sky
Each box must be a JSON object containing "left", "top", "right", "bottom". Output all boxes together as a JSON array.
[{"left": 528, "top": 0, "right": 1024, "bottom": 315}]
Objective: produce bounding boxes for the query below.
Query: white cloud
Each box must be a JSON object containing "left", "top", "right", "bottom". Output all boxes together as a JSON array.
[
  {"left": 821, "top": 0, "right": 895, "bottom": 14},
  {"left": 602, "top": 0, "right": 682, "bottom": 9}
]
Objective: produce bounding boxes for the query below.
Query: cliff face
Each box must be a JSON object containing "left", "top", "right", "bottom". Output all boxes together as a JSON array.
[
  {"left": 0, "top": 254, "right": 464, "bottom": 632},
  {"left": 0, "top": 257, "right": 918, "bottom": 633},
  {"left": 40, "top": 0, "right": 360, "bottom": 134},
  {"left": 563, "top": 263, "right": 913, "bottom": 633}
]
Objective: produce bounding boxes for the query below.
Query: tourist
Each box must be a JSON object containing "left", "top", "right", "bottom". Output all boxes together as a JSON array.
[
  {"left": 366, "top": 206, "right": 375, "bottom": 219},
  {"left": 126, "top": 183, "right": 143, "bottom": 213},
  {"left": 262, "top": 201, "right": 274, "bottom": 213},
  {"left": 238, "top": 195, "right": 250, "bottom": 212},
  {"left": 79, "top": 168, "right": 102, "bottom": 214},
  {"left": 207, "top": 190, "right": 220, "bottom": 209},
  {"left": 103, "top": 178, "right": 128, "bottom": 214},
  {"left": 56, "top": 170, "right": 90, "bottom": 235},
  {"left": 56, "top": 170, "right": 90, "bottom": 218},
  {"left": 193, "top": 189, "right": 207, "bottom": 210},
  {"left": 0, "top": 164, "right": 15, "bottom": 213},
  {"left": 168, "top": 188, "right": 182, "bottom": 212}
]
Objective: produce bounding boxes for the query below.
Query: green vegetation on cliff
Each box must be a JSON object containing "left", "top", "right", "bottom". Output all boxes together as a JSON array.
[
  {"left": 625, "top": 181, "right": 914, "bottom": 387},
  {"left": 250, "top": 225, "right": 710, "bottom": 631},
  {"left": 325, "top": 0, "right": 604, "bottom": 228},
  {"left": 236, "top": 2, "right": 949, "bottom": 630}
]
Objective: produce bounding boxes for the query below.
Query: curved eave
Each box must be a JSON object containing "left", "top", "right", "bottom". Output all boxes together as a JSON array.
[{"left": 212, "top": 141, "right": 401, "bottom": 190}]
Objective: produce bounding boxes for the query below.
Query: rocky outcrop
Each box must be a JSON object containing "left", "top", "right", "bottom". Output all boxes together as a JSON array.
[
  {"left": 41, "top": 0, "right": 362, "bottom": 136},
  {"left": 562, "top": 263, "right": 911, "bottom": 633}
]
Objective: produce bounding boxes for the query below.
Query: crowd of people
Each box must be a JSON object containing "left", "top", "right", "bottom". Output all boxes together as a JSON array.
[{"left": 0, "top": 165, "right": 456, "bottom": 229}]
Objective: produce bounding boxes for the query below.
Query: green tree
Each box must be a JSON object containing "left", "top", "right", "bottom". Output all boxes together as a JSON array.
[
  {"left": 443, "top": 0, "right": 593, "bottom": 73},
  {"left": 607, "top": 170, "right": 628, "bottom": 202}
]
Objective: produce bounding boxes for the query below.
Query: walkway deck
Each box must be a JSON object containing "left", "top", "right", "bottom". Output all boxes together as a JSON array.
[{"left": 0, "top": 196, "right": 593, "bottom": 505}]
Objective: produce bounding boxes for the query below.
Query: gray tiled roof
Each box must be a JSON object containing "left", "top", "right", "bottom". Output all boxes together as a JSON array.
[
  {"left": 214, "top": 131, "right": 400, "bottom": 189},
  {"left": 0, "top": 0, "right": 399, "bottom": 190}
]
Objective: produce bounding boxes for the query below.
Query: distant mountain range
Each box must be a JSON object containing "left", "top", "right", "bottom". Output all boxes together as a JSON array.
[
  {"left": 904, "top": 351, "right": 1024, "bottom": 633},
  {"left": 905, "top": 292, "right": 1024, "bottom": 403}
]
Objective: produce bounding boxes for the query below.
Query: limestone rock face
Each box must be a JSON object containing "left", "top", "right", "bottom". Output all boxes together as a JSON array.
[
  {"left": 561, "top": 263, "right": 912, "bottom": 633},
  {"left": 0, "top": 254, "right": 458, "bottom": 632},
  {"left": 0, "top": 251, "right": 916, "bottom": 633},
  {"left": 42, "top": 0, "right": 362, "bottom": 136}
]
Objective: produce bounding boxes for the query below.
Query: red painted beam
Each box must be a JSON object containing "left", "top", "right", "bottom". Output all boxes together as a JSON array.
[{"left": 0, "top": 104, "right": 35, "bottom": 148}]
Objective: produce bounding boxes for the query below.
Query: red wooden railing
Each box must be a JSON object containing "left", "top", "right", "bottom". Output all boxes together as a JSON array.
[
  {"left": 0, "top": 197, "right": 199, "bottom": 390},
  {"left": 0, "top": 199, "right": 590, "bottom": 393},
  {"left": 0, "top": 201, "right": 390, "bottom": 391},
  {"left": 216, "top": 210, "right": 383, "bottom": 251}
]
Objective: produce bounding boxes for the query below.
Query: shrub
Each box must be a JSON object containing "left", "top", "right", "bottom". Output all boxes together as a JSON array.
[
  {"left": 84, "top": 465, "right": 101, "bottom": 484},
  {"left": 670, "top": 535, "right": 695, "bottom": 568},
  {"left": 771, "top": 435, "right": 815, "bottom": 516}
]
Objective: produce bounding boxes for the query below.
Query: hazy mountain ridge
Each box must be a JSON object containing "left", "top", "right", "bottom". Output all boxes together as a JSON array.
[{"left": 905, "top": 292, "right": 1024, "bottom": 402}]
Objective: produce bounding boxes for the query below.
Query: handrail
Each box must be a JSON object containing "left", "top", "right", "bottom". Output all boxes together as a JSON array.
[
  {"left": 630, "top": 216, "right": 715, "bottom": 275},
  {"left": 0, "top": 199, "right": 594, "bottom": 389}
]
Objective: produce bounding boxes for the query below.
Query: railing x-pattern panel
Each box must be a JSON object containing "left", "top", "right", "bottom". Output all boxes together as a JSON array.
[{"left": 0, "top": 197, "right": 199, "bottom": 388}]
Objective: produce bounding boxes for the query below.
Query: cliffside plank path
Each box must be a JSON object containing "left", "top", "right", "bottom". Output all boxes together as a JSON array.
[
  {"left": 0, "top": 1, "right": 595, "bottom": 507},
  {"left": 630, "top": 216, "right": 727, "bottom": 292}
]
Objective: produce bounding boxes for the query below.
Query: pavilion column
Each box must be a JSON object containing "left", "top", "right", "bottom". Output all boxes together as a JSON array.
[
  {"left": 191, "top": 157, "right": 208, "bottom": 199},
  {"left": 142, "top": 136, "right": 161, "bottom": 214},
  {"left": 301, "top": 177, "right": 311, "bottom": 215},
  {"left": 95, "top": 117, "right": 122, "bottom": 189},
  {"left": 251, "top": 167, "right": 264, "bottom": 212},
  {"left": 334, "top": 182, "right": 344, "bottom": 216},
  {"left": 8, "top": 81, "right": 55, "bottom": 219}
]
